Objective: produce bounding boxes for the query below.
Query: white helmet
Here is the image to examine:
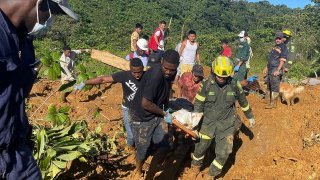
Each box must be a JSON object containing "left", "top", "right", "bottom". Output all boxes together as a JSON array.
[{"left": 137, "top": 38, "right": 148, "bottom": 51}]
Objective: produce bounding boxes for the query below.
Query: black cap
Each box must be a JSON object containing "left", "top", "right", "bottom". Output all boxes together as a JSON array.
[
  {"left": 276, "top": 32, "right": 284, "bottom": 38},
  {"left": 192, "top": 64, "right": 204, "bottom": 77}
]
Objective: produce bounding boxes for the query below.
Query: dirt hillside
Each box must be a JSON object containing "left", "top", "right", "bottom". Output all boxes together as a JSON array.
[{"left": 28, "top": 79, "right": 320, "bottom": 179}]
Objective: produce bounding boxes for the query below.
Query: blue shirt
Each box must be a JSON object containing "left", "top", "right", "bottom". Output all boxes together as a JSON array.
[
  {"left": 0, "top": 10, "right": 38, "bottom": 148},
  {"left": 267, "top": 43, "right": 288, "bottom": 74}
]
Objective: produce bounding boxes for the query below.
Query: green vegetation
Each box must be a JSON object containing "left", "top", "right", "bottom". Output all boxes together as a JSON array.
[
  {"left": 33, "top": 0, "right": 319, "bottom": 79},
  {"left": 32, "top": 105, "right": 119, "bottom": 179}
]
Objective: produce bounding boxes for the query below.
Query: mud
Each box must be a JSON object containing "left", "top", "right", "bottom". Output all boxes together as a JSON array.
[{"left": 28, "top": 79, "right": 320, "bottom": 179}]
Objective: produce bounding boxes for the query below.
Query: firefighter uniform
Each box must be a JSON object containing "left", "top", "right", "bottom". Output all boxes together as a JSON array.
[
  {"left": 192, "top": 74, "right": 254, "bottom": 177},
  {"left": 234, "top": 41, "right": 250, "bottom": 81}
]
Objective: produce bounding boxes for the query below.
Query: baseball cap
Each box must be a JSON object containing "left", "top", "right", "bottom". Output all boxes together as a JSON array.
[
  {"left": 238, "top": 31, "right": 248, "bottom": 37},
  {"left": 275, "top": 32, "right": 284, "bottom": 38},
  {"left": 50, "top": 0, "right": 78, "bottom": 20},
  {"left": 192, "top": 64, "right": 204, "bottom": 77}
]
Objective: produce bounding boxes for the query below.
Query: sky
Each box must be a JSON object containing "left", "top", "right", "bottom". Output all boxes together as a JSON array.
[{"left": 247, "top": 0, "right": 315, "bottom": 8}]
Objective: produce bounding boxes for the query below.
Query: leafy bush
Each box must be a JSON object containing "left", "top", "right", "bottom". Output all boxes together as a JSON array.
[{"left": 32, "top": 105, "right": 119, "bottom": 179}]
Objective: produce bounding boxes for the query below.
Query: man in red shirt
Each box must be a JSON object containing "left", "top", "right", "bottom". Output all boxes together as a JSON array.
[
  {"left": 148, "top": 20, "right": 166, "bottom": 53},
  {"left": 220, "top": 39, "right": 232, "bottom": 58},
  {"left": 178, "top": 65, "right": 204, "bottom": 104}
]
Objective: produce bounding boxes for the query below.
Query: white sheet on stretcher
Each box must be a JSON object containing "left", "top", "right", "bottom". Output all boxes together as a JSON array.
[{"left": 172, "top": 109, "right": 203, "bottom": 129}]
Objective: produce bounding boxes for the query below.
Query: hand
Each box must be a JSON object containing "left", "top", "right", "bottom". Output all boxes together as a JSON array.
[
  {"left": 233, "top": 66, "right": 240, "bottom": 72},
  {"left": 85, "top": 49, "right": 91, "bottom": 53},
  {"left": 164, "top": 110, "right": 173, "bottom": 124},
  {"left": 248, "top": 118, "right": 255, "bottom": 128},
  {"left": 273, "top": 70, "right": 280, "bottom": 76},
  {"left": 247, "top": 75, "right": 258, "bottom": 82},
  {"left": 74, "top": 82, "right": 86, "bottom": 91},
  {"left": 284, "top": 68, "right": 289, "bottom": 72}
]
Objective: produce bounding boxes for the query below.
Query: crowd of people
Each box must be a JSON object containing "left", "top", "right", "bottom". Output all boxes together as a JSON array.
[{"left": 0, "top": 0, "right": 294, "bottom": 178}]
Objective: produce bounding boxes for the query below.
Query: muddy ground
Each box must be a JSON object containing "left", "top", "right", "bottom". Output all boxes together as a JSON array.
[{"left": 28, "top": 79, "right": 320, "bottom": 179}]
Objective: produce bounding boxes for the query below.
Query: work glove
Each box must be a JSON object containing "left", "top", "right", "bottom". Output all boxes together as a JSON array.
[
  {"left": 233, "top": 66, "right": 240, "bottom": 72},
  {"left": 85, "top": 49, "right": 91, "bottom": 53},
  {"left": 247, "top": 75, "right": 258, "bottom": 82},
  {"left": 164, "top": 110, "right": 173, "bottom": 124},
  {"left": 74, "top": 82, "right": 86, "bottom": 91},
  {"left": 248, "top": 118, "right": 255, "bottom": 128}
]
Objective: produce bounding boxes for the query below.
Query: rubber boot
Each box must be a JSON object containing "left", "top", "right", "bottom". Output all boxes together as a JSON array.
[
  {"left": 265, "top": 92, "right": 279, "bottom": 109},
  {"left": 264, "top": 91, "right": 271, "bottom": 104}
]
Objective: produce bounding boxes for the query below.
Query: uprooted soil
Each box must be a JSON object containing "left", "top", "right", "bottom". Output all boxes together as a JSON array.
[{"left": 28, "top": 78, "right": 320, "bottom": 179}]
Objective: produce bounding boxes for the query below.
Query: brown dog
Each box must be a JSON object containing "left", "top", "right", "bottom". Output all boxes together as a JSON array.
[{"left": 279, "top": 83, "right": 305, "bottom": 106}]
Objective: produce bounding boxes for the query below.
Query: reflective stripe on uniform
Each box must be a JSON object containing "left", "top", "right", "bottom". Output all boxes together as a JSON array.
[
  {"left": 208, "top": 92, "right": 215, "bottom": 96},
  {"left": 236, "top": 81, "right": 243, "bottom": 93},
  {"left": 199, "top": 132, "right": 212, "bottom": 140},
  {"left": 192, "top": 154, "right": 204, "bottom": 161},
  {"left": 196, "top": 94, "right": 205, "bottom": 102},
  {"left": 241, "top": 104, "right": 250, "bottom": 111},
  {"left": 212, "top": 159, "right": 223, "bottom": 170}
]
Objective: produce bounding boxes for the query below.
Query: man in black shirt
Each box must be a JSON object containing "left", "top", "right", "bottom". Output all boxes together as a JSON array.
[
  {"left": 74, "top": 58, "right": 144, "bottom": 151},
  {"left": 130, "top": 50, "right": 180, "bottom": 178}
]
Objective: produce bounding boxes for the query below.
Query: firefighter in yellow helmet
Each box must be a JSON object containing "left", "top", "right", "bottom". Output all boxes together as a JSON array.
[
  {"left": 282, "top": 30, "right": 295, "bottom": 77},
  {"left": 191, "top": 56, "right": 255, "bottom": 179}
]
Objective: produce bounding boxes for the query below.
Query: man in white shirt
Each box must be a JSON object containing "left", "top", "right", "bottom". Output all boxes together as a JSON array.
[
  {"left": 60, "top": 45, "right": 90, "bottom": 83},
  {"left": 178, "top": 30, "right": 200, "bottom": 77}
]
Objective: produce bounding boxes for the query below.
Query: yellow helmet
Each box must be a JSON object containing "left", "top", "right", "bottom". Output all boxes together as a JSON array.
[
  {"left": 283, "top": 30, "right": 293, "bottom": 37},
  {"left": 212, "top": 56, "right": 233, "bottom": 77}
]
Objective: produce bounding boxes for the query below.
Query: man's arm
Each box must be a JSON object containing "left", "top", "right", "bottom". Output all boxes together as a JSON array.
[
  {"left": 273, "top": 59, "right": 285, "bottom": 76},
  {"left": 142, "top": 97, "right": 166, "bottom": 116},
  {"left": 235, "top": 81, "right": 254, "bottom": 119},
  {"left": 179, "top": 40, "right": 187, "bottom": 56},
  {"left": 85, "top": 75, "right": 114, "bottom": 85}
]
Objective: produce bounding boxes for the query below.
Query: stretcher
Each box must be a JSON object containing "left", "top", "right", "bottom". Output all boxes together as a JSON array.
[
  {"left": 172, "top": 119, "right": 199, "bottom": 139},
  {"left": 242, "top": 80, "right": 266, "bottom": 98},
  {"left": 171, "top": 110, "right": 202, "bottom": 139}
]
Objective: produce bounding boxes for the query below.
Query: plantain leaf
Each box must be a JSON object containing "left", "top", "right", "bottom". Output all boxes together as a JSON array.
[
  {"left": 56, "top": 113, "right": 69, "bottom": 125},
  {"left": 48, "top": 67, "right": 58, "bottom": 80},
  {"left": 49, "top": 162, "right": 62, "bottom": 179},
  {"left": 40, "top": 149, "right": 56, "bottom": 170},
  {"left": 87, "top": 72, "right": 96, "bottom": 79},
  {"left": 79, "top": 157, "right": 88, "bottom": 163},
  {"left": 77, "top": 73, "right": 88, "bottom": 83},
  {"left": 52, "top": 160, "right": 67, "bottom": 169},
  {"left": 52, "top": 62, "right": 61, "bottom": 76},
  {"left": 56, "top": 151, "right": 82, "bottom": 161},
  {"left": 36, "top": 129, "right": 47, "bottom": 161},
  {"left": 51, "top": 52, "right": 61, "bottom": 61},
  {"left": 58, "top": 80, "right": 76, "bottom": 92},
  {"left": 59, "top": 106, "right": 70, "bottom": 114},
  {"left": 78, "top": 64, "right": 86, "bottom": 74}
]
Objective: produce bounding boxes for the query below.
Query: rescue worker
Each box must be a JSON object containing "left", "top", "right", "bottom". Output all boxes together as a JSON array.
[
  {"left": 191, "top": 56, "right": 255, "bottom": 179},
  {"left": 282, "top": 30, "right": 294, "bottom": 75},
  {"left": 234, "top": 31, "right": 250, "bottom": 81},
  {"left": 0, "top": 0, "right": 78, "bottom": 179},
  {"left": 263, "top": 32, "right": 288, "bottom": 109}
]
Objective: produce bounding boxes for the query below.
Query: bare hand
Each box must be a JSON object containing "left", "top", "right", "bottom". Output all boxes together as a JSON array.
[{"left": 273, "top": 70, "right": 280, "bottom": 76}]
